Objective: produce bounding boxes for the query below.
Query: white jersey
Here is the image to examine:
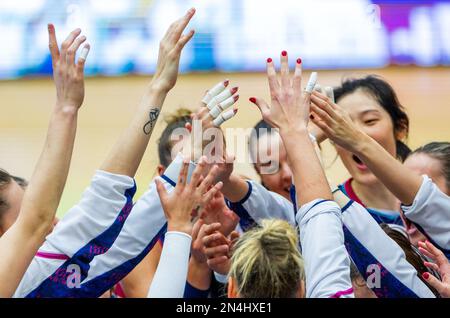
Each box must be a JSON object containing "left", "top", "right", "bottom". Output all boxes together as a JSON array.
[
  {"left": 225, "top": 181, "right": 435, "bottom": 298},
  {"left": 401, "top": 175, "right": 450, "bottom": 258},
  {"left": 339, "top": 195, "right": 435, "bottom": 298},
  {"left": 297, "top": 199, "right": 353, "bottom": 298},
  {"left": 14, "top": 155, "right": 192, "bottom": 298}
]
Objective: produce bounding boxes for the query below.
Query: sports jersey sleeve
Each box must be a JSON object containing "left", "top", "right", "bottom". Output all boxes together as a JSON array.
[
  {"left": 147, "top": 231, "right": 192, "bottom": 298},
  {"left": 339, "top": 194, "right": 436, "bottom": 298},
  {"left": 226, "top": 180, "right": 296, "bottom": 231},
  {"left": 14, "top": 170, "right": 136, "bottom": 297},
  {"left": 401, "top": 175, "right": 450, "bottom": 255},
  {"left": 296, "top": 199, "right": 354, "bottom": 298}
]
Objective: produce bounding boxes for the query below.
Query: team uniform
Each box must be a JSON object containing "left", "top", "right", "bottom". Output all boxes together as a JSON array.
[
  {"left": 225, "top": 179, "right": 435, "bottom": 297},
  {"left": 401, "top": 175, "right": 450, "bottom": 259},
  {"left": 14, "top": 156, "right": 192, "bottom": 298},
  {"left": 297, "top": 199, "right": 354, "bottom": 298}
]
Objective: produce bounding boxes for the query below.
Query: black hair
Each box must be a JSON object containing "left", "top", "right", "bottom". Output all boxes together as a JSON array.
[{"left": 334, "top": 75, "right": 410, "bottom": 161}]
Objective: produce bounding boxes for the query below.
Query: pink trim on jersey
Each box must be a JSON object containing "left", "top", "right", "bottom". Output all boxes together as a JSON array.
[
  {"left": 343, "top": 178, "right": 366, "bottom": 207},
  {"left": 329, "top": 287, "right": 354, "bottom": 298},
  {"left": 35, "top": 251, "right": 69, "bottom": 260}
]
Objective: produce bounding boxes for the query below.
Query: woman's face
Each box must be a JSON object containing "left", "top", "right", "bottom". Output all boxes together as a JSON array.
[
  {"left": 403, "top": 152, "right": 449, "bottom": 245},
  {"left": 336, "top": 89, "right": 400, "bottom": 186},
  {"left": 254, "top": 133, "right": 293, "bottom": 200}
]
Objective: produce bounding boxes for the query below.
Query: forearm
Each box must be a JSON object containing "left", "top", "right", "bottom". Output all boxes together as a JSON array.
[
  {"left": 221, "top": 174, "right": 249, "bottom": 202},
  {"left": 355, "top": 134, "right": 421, "bottom": 205},
  {"left": 187, "top": 258, "right": 211, "bottom": 292},
  {"left": 100, "top": 85, "right": 167, "bottom": 177},
  {"left": 19, "top": 105, "right": 78, "bottom": 235},
  {"left": 282, "top": 128, "right": 332, "bottom": 205}
]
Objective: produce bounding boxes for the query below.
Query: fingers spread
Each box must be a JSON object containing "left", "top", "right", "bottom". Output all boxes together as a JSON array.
[
  {"left": 212, "top": 108, "right": 238, "bottom": 127},
  {"left": 207, "top": 87, "right": 238, "bottom": 110},
  {"left": 209, "top": 94, "right": 239, "bottom": 119}
]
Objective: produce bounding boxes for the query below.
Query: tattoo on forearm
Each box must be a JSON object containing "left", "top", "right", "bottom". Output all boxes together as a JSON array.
[{"left": 143, "top": 108, "right": 161, "bottom": 135}]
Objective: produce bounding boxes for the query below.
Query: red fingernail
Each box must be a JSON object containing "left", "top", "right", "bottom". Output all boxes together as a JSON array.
[
  {"left": 267, "top": 58, "right": 272, "bottom": 63},
  {"left": 281, "top": 50, "right": 287, "bottom": 57},
  {"left": 422, "top": 272, "right": 429, "bottom": 280},
  {"left": 233, "top": 109, "right": 238, "bottom": 114},
  {"left": 231, "top": 87, "right": 238, "bottom": 94},
  {"left": 309, "top": 114, "right": 314, "bottom": 120},
  {"left": 224, "top": 80, "right": 229, "bottom": 86},
  {"left": 297, "top": 58, "right": 302, "bottom": 64},
  {"left": 249, "top": 97, "right": 256, "bottom": 103},
  {"left": 233, "top": 95, "right": 239, "bottom": 102}
]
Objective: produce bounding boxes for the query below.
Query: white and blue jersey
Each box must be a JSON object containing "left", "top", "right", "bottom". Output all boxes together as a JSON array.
[
  {"left": 297, "top": 199, "right": 354, "bottom": 298},
  {"left": 225, "top": 179, "right": 435, "bottom": 298},
  {"left": 14, "top": 155, "right": 193, "bottom": 298}
]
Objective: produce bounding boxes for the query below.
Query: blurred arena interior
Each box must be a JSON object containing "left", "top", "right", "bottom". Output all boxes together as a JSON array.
[{"left": 1, "top": 0, "right": 449, "bottom": 216}]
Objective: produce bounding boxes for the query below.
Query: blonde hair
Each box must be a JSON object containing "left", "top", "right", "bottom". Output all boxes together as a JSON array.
[{"left": 229, "top": 219, "right": 304, "bottom": 298}]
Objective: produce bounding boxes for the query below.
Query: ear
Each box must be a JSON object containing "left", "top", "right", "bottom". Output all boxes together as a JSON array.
[
  {"left": 227, "top": 277, "right": 238, "bottom": 298},
  {"left": 395, "top": 123, "right": 408, "bottom": 141},
  {"left": 156, "top": 164, "right": 166, "bottom": 176}
]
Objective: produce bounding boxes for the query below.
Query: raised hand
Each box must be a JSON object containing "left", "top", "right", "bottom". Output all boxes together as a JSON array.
[
  {"left": 48, "top": 24, "right": 90, "bottom": 111},
  {"left": 200, "top": 191, "right": 240, "bottom": 237},
  {"left": 419, "top": 240, "right": 450, "bottom": 298},
  {"left": 202, "top": 224, "right": 239, "bottom": 275},
  {"left": 150, "top": 8, "right": 196, "bottom": 93},
  {"left": 250, "top": 52, "right": 316, "bottom": 134},
  {"left": 310, "top": 90, "right": 367, "bottom": 153},
  {"left": 155, "top": 156, "right": 223, "bottom": 235}
]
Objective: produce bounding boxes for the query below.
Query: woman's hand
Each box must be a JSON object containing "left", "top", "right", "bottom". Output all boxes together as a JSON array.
[
  {"left": 202, "top": 224, "right": 239, "bottom": 275},
  {"left": 48, "top": 24, "right": 90, "bottom": 112},
  {"left": 150, "top": 8, "right": 196, "bottom": 93},
  {"left": 310, "top": 90, "right": 368, "bottom": 153},
  {"left": 200, "top": 191, "right": 240, "bottom": 237},
  {"left": 155, "top": 156, "right": 223, "bottom": 235},
  {"left": 419, "top": 240, "right": 450, "bottom": 298},
  {"left": 250, "top": 52, "right": 314, "bottom": 135}
]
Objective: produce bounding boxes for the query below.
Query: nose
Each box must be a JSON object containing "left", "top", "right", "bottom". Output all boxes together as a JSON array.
[{"left": 280, "top": 163, "right": 293, "bottom": 184}]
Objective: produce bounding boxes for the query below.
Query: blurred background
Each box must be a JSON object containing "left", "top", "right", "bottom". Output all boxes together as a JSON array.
[{"left": 1, "top": 0, "right": 449, "bottom": 216}]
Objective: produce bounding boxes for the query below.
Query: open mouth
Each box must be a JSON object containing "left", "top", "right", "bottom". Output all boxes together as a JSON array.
[{"left": 352, "top": 154, "right": 368, "bottom": 170}]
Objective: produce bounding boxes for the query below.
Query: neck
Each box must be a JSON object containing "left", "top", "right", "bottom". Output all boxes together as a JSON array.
[{"left": 351, "top": 178, "right": 399, "bottom": 211}]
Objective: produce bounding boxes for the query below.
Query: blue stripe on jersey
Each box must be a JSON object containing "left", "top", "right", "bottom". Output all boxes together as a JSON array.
[
  {"left": 73, "top": 224, "right": 167, "bottom": 297},
  {"left": 161, "top": 174, "right": 176, "bottom": 187},
  {"left": 342, "top": 225, "right": 419, "bottom": 298},
  {"left": 226, "top": 181, "right": 257, "bottom": 232},
  {"left": 338, "top": 184, "right": 403, "bottom": 225},
  {"left": 26, "top": 182, "right": 137, "bottom": 298},
  {"left": 289, "top": 185, "right": 297, "bottom": 214}
]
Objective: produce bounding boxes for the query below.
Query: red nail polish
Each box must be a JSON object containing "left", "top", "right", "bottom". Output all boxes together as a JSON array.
[
  {"left": 281, "top": 50, "right": 287, "bottom": 57},
  {"left": 422, "top": 272, "right": 429, "bottom": 280},
  {"left": 249, "top": 97, "right": 256, "bottom": 103},
  {"left": 233, "top": 95, "right": 239, "bottom": 101},
  {"left": 233, "top": 109, "right": 238, "bottom": 114},
  {"left": 224, "top": 80, "right": 229, "bottom": 86},
  {"left": 297, "top": 58, "right": 302, "bottom": 64},
  {"left": 231, "top": 87, "right": 238, "bottom": 94},
  {"left": 267, "top": 58, "right": 272, "bottom": 63},
  {"left": 309, "top": 114, "right": 314, "bottom": 120}
]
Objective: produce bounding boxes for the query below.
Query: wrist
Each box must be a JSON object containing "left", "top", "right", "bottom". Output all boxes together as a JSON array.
[
  {"left": 54, "top": 103, "right": 79, "bottom": 118},
  {"left": 352, "top": 131, "right": 373, "bottom": 155},
  {"left": 280, "top": 126, "right": 309, "bottom": 140},
  {"left": 168, "top": 221, "right": 193, "bottom": 235}
]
